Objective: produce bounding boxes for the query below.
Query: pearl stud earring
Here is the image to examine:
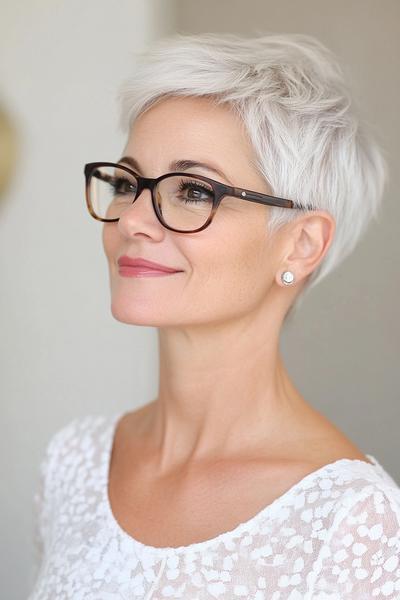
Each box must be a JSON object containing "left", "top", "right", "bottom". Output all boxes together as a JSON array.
[{"left": 281, "top": 271, "right": 295, "bottom": 285}]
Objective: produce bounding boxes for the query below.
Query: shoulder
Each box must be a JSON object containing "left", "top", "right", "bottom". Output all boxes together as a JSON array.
[
  {"left": 43, "top": 413, "right": 109, "bottom": 456},
  {"left": 38, "top": 413, "right": 118, "bottom": 489},
  {"left": 305, "top": 462, "right": 400, "bottom": 598},
  {"left": 307, "top": 456, "right": 400, "bottom": 524},
  {"left": 31, "top": 413, "right": 118, "bottom": 561},
  {"left": 270, "top": 455, "right": 400, "bottom": 553},
  {"left": 335, "top": 461, "right": 400, "bottom": 533},
  {"left": 328, "top": 465, "right": 400, "bottom": 538}
]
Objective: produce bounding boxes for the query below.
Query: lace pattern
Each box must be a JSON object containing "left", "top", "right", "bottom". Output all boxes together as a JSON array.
[{"left": 28, "top": 412, "right": 400, "bottom": 599}]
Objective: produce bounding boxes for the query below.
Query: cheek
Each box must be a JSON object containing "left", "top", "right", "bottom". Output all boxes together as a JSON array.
[
  {"left": 225, "top": 239, "right": 270, "bottom": 305},
  {"left": 219, "top": 213, "right": 271, "bottom": 281},
  {"left": 191, "top": 225, "right": 273, "bottom": 317},
  {"left": 102, "top": 224, "right": 119, "bottom": 262}
]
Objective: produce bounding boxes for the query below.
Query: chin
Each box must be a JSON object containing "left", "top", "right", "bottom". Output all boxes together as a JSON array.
[{"left": 109, "top": 300, "right": 172, "bottom": 327}]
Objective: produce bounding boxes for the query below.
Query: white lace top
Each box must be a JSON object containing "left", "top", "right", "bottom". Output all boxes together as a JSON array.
[{"left": 28, "top": 411, "right": 400, "bottom": 600}]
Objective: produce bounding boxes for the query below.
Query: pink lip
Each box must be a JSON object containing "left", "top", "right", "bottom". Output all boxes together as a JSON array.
[
  {"left": 117, "top": 255, "right": 182, "bottom": 275},
  {"left": 118, "top": 266, "right": 180, "bottom": 277}
]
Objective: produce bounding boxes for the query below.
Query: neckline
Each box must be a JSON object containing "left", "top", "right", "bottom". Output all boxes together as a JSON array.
[{"left": 101, "top": 410, "right": 382, "bottom": 557}]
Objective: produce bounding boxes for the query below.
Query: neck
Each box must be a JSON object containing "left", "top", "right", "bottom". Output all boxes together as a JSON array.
[{"left": 139, "top": 312, "right": 312, "bottom": 470}]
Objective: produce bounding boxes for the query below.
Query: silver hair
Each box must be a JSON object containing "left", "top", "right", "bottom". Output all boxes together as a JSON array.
[{"left": 117, "top": 32, "right": 389, "bottom": 321}]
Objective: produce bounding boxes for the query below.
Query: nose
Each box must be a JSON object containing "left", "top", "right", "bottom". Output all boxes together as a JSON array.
[{"left": 117, "top": 187, "right": 163, "bottom": 238}]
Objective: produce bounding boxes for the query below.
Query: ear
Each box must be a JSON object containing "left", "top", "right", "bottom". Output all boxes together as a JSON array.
[{"left": 277, "top": 211, "right": 336, "bottom": 285}]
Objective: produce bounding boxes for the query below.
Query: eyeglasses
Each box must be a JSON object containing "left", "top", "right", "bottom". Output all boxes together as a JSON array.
[{"left": 84, "top": 161, "right": 314, "bottom": 234}]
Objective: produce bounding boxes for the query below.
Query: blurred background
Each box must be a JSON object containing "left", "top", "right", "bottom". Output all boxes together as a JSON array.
[{"left": 0, "top": 1, "right": 398, "bottom": 597}]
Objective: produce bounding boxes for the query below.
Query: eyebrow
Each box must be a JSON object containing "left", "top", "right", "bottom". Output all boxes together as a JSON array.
[{"left": 117, "top": 156, "right": 233, "bottom": 185}]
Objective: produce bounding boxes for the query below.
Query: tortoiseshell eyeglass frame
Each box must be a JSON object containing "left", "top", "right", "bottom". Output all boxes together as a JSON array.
[{"left": 84, "top": 161, "right": 315, "bottom": 234}]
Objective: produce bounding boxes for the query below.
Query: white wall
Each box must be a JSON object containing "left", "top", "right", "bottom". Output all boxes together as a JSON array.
[{"left": 0, "top": 1, "right": 176, "bottom": 597}]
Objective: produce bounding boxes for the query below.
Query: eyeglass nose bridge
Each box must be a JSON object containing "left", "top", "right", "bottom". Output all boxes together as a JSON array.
[
  {"left": 124, "top": 174, "right": 166, "bottom": 226},
  {"left": 131, "top": 175, "right": 155, "bottom": 201}
]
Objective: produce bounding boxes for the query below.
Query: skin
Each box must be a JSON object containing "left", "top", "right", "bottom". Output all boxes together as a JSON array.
[{"left": 102, "top": 95, "right": 370, "bottom": 547}]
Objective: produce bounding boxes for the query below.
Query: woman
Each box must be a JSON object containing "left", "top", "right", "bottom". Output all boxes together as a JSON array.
[{"left": 30, "top": 32, "right": 400, "bottom": 599}]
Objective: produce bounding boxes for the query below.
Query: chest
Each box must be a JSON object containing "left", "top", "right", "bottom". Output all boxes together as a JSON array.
[{"left": 107, "top": 449, "right": 314, "bottom": 548}]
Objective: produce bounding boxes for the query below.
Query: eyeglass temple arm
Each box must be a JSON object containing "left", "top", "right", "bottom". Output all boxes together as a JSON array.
[{"left": 230, "top": 186, "right": 311, "bottom": 210}]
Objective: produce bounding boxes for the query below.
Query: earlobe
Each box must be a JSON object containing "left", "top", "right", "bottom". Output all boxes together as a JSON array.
[{"left": 280, "top": 271, "right": 295, "bottom": 286}]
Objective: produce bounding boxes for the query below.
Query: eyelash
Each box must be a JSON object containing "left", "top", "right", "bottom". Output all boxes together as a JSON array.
[
  {"left": 110, "top": 172, "right": 214, "bottom": 204},
  {"left": 177, "top": 179, "right": 214, "bottom": 203}
]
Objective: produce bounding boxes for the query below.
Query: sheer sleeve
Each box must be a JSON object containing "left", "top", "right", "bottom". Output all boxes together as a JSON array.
[
  {"left": 29, "top": 430, "right": 61, "bottom": 586},
  {"left": 308, "top": 485, "right": 400, "bottom": 598}
]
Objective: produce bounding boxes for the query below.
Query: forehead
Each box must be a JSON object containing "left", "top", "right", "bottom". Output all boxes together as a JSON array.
[{"left": 124, "top": 96, "right": 256, "bottom": 171}]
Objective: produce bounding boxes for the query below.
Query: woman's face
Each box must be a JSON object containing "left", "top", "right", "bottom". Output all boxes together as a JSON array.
[{"left": 102, "top": 95, "right": 285, "bottom": 327}]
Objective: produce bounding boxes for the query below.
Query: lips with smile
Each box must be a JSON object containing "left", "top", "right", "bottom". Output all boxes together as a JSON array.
[{"left": 117, "top": 256, "right": 183, "bottom": 277}]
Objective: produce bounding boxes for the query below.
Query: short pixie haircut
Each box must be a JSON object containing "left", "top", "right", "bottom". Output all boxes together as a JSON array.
[{"left": 117, "top": 32, "right": 388, "bottom": 320}]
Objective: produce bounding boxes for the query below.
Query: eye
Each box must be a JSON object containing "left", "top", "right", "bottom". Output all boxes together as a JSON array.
[
  {"left": 177, "top": 179, "right": 214, "bottom": 203},
  {"left": 110, "top": 176, "right": 137, "bottom": 195}
]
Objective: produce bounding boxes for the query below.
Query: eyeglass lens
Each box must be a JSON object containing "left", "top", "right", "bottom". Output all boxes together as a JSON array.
[{"left": 88, "top": 165, "right": 215, "bottom": 231}]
